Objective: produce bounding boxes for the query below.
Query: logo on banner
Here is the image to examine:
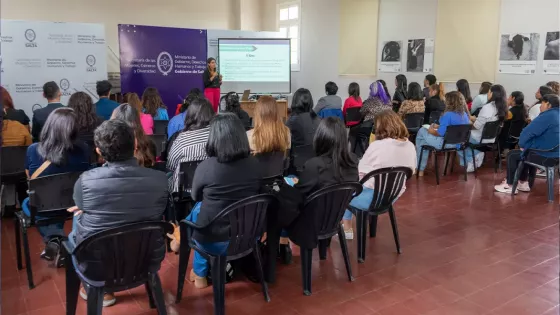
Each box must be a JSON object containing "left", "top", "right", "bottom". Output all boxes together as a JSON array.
[
  {"left": 86, "top": 55, "right": 97, "bottom": 72},
  {"left": 25, "top": 29, "right": 38, "bottom": 47},
  {"left": 60, "top": 79, "right": 71, "bottom": 96},
  {"left": 157, "top": 51, "right": 173, "bottom": 76}
]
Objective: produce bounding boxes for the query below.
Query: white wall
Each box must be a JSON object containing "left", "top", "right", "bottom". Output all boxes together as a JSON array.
[
  {"left": 240, "top": 0, "right": 263, "bottom": 31},
  {"left": 1, "top": 0, "right": 237, "bottom": 72}
]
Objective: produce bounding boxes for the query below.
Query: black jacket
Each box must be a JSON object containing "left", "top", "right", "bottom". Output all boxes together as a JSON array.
[
  {"left": 5, "top": 109, "right": 30, "bottom": 126},
  {"left": 203, "top": 69, "right": 221, "bottom": 88},
  {"left": 424, "top": 95, "right": 445, "bottom": 124},
  {"left": 286, "top": 112, "right": 320, "bottom": 147},
  {"left": 32, "top": 103, "right": 64, "bottom": 141}
]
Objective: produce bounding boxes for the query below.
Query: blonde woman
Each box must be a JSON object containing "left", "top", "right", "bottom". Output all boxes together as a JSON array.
[{"left": 247, "top": 95, "right": 291, "bottom": 154}]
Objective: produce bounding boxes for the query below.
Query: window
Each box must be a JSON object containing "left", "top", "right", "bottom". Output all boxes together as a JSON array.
[{"left": 278, "top": 2, "right": 300, "bottom": 71}]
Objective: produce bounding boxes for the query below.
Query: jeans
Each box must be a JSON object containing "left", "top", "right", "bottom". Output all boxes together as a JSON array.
[
  {"left": 343, "top": 187, "right": 375, "bottom": 220},
  {"left": 187, "top": 202, "right": 229, "bottom": 277},
  {"left": 505, "top": 150, "right": 550, "bottom": 185},
  {"left": 22, "top": 198, "right": 65, "bottom": 242},
  {"left": 457, "top": 135, "right": 482, "bottom": 167},
  {"left": 415, "top": 127, "right": 456, "bottom": 171}
]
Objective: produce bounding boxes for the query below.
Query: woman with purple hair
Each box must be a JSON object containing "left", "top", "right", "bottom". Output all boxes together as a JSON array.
[{"left": 360, "top": 81, "right": 392, "bottom": 122}]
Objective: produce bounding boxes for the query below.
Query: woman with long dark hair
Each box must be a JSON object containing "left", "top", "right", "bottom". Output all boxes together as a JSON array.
[
  {"left": 126, "top": 92, "right": 154, "bottom": 135},
  {"left": 499, "top": 91, "right": 528, "bottom": 153},
  {"left": 424, "top": 83, "right": 446, "bottom": 124},
  {"left": 203, "top": 57, "right": 222, "bottom": 112},
  {"left": 68, "top": 92, "right": 102, "bottom": 139},
  {"left": 23, "top": 107, "right": 90, "bottom": 262},
  {"left": 223, "top": 91, "right": 251, "bottom": 129},
  {"left": 111, "top": 104, "right": 156, "bottom": 167},
  {"left": 398, "top": 82, "right": 425, "bottom": 119},
  {"left": 343, "top": 82, "right": 363, "bottom": 127},
  {"left": 142, "top": 87, "right": 169, "bottom": 121},
  {"left": 456, "top": 79, "right": 473, "bottom": 111},
  {"left": 529, "top": 85, "right": 554, "bottom": 121},
  {"left": 286, "top": 88, "right": 320, "bottom": 147},
  {"left": 392, "top": 74, "right": 408, "bottom": 111},
  {"left": 471, "top": 82, "right": 493, "bottom": 114}
]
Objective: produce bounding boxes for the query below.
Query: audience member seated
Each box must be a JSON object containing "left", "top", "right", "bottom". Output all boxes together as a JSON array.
[
  {"left": 361, "top": 81, "right": 392, "bottom": 123},
  {"left": 314, "top": 81, "right": 343, "bottom": 114},
  {"left": 1, "top": 86, "right": 30, "bottom": 128},
  {"left": 499, "top": 91, "right": 528, "bottom": 154},
  {"left": 142, "top": 87, "right": 169, "bottom": 121},
  {"left": 459, "top": 84, "right": 507, "bottom": 172},
  {"left": 286, "top": 88, "right": 320, "bottom": 147},
  {"left": 67, "top": 119, "right": 168, "bottom": 307},
  {"left": 392, "top": 74, "right": 408, "bottom": 111},
  {"left": 186, "top": 113, "right": 262, "bottom": 289},
  {"left": 547, "top": 81, "right": 559, "bottom": 95},
  {"left": 424, "top": 83, "right": 446, "bottom": 124},
  {"left": 415, "top": 91, "right": 470, "bottom": 176},
  {"left": 24, "top": 108, "right": 90, "bottom": 263},
  {"left": 68, "top": 92, "right": 103, "bottom": 141},
  {"left": 456, "top": 79, "right": 473, "bottom": 112},
  {"left": 423, "top": 74, "right": 437, "bottom": 99},
  {"left": 2, "top": 111, "right": 32, "bottom": 147},
  {"left": 529, "top": 86, "right": 554, "bottom": 121},
  {"left": 287, "top": 117, "right": 358, "bottom": 246},
  {"left": 343, "top": 82, "right": 363, "bottom": 127},
  {"left": 247, "top": 95, "right": 291, "bottom": 154},
  {"left": 342, "top": 111, "right": 416, "bottom": 238},
  {"left": 379, "top": 79, "right": 392, "bottom": 100},
  {"left": 471, "top": 82, "right": 493, "bottom": 114},
  {"left": 126, "top": 92, "right": 154, "bottom": 135},
  {"left": 94, "top": 80, "right": 119, "bottom": 121},
  {"left": 167, "top": 98, "right": 215, "bottom": 192},
  {"left": 32, "top": 81, "right": 64, "bottom": 142},
  {"left": 168, "top": 89, "right": 201, "bottom": 138},
  {"left": 111, "top": 104, "right": 155, "bottom": 168},
  {"left": 398, "top": 82, "right": 425, "bottom": 119},
  {"left": 223, "top": 92, "right": 251, "bottom": 129},
  {"left": 494, "top": 94, "right": 559, "bottom": 194}
]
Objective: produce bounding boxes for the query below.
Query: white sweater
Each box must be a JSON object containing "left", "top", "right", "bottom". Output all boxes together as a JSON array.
[{"left": 472, "top": 102, "right": 498, "bottom": 143}]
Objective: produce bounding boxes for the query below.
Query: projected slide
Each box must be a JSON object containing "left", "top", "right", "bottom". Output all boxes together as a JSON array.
[{"left": 218, "top": 38, "right": 291, "bottom": 94}]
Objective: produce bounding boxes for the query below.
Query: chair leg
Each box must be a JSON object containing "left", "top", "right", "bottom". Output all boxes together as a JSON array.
[
  {"left": 318, "top": 239, "right": 328, "bottom": 260},
  {"left": 211, "top": 255, "right": 227, "bottom": 315},
  {"left": 148, "top": 274, "right": 167, "bottom": 315},
  {"left": 546, "top": 167, "right": 555, "bottom": 203},
  {"left": 443, "top": 152, "right": 451, "bottom": 176},
  {"left": 21, "top": 225, "right": 34, "bottom": 289},
  {"left": 337, "top": 224, "right": 354, "bottom": 282},
  {"left": 511, "top": 161, "right": 524, "bottom": 197},
  {"left": 175, "top": 224, "right": 191, "bottom": 304},
  {"left": 253, "top": 243, "right": 271, "bottom": 302},
  {"left": 355, "top": 211, "right": 368, "bottom": 263},
  {"left": 417, "top": 149, "right": 425, "bottom": 179},
  {"left": 65, "top": 250, "right": 80, "bottom": 315},
  {"left": 434, "top": 152, "right": 440, "bottom": 185},
  {"left": 450, "top": 152, "right": 457, "bottom": 174},
  {"left": 388, "top": 206, "right": 402, "bottom": 254},
  {"left": 462, "top": 150, "right": 468, "bottom": 182},
  {"left": 145, "top": 282, "right": 155, "bottom": 308},
  {"left": 86, "top": 286, "right": 104, "bottom": 315},
  {"left": 471, "top": 147, "right": 478, "bottom": 178},
  {"left": 369, "top": 214, "right": 378, "bottom": 238},
  {"left": 14, "top": 217, "right": 22, "bottom": 270},
  {"left": 300, "top": 247, "right": 313, "bottom": 296}
]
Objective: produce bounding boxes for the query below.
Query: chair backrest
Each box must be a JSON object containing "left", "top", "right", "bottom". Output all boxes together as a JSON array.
[
  {"left": 480, "top": 120, "right": 502, "bottom": 142},
  {"left": 302, "top": 182, "right": 362, "bottom": 238},
  {"left": 291, "top": 144, "right": 315, "bottom": 172},
  {"left": 318, "top": 109, "right": 344, "bottom": 120},
  {"left": 345, "top": 107, "right": 362, "bottom": 124},
  {"left": 255, "top": 151, "right": 287, "bottom": 180},
  {"left": 507, "top": 119, "right": 526, "bottom": 140},
  {"left": 28, "top": 172, "right": 83, "bottom": 218},
  {"left": 73, "top": 221, "right": 173, "bottom": 287},
  {"left": 0, "top": 146, "right": 28, "bottom": 177},
  {"left": 442, "top": 124, "right": 472, "bottom": 146},
  {"left": 176, "top": 160, "right": 203, "bottom": 199},
  {"left": 153, "top": 120, "right": 169, "bottom": 136},
  {"left": 404, "top": 113, "right": 425, "bottom": 129},
  {"left": 147, "top": 134, "right": 166, "bottom": 157},
  {"left": 360, "top": 167, "right": 412, "bottom": 213},
  {"left": 429, "top": 111, "right": 442, "bottom": 124},
  {"left": 206, "top": 194, "right": 277, "bottom": 259}
]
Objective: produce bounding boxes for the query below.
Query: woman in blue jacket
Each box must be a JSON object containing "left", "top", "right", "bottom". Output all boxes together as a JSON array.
[{"left": 495, "top": 94, "right": 559, "bottom": 194}]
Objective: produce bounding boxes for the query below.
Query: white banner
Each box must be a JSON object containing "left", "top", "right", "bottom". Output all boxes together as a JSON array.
[
  {"left": 498, "top": 33, "right": 540, "bottom": 75},
  {"left": 543, "top": 31, "right": 559, "bottom": 75},
  {"left": 379, "top": 40, "right": 402, "bottom": 73},
  {"left": 0, "top": 20, "right": 107, "bottom": 118}
]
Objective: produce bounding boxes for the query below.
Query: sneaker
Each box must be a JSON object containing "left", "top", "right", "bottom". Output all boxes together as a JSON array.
[
  {"left": 79, "top": 287, "right": 117, "bottom": 307},
  {"left": 494, "top": 180, "right": 518, "bottom": 194},
  {"left": 279, "top": 244, "right": 293, "bottom": 265},
  {"left": 517, "top": 181, "right": 531, "bottom": 192},
  {"left": 536, "top": 169, "right": 546, "bottom": 178},
  {"left": 40, "top": 240, "right": 59, "bottom": 261},
  {"left": 345, "top": 228, "right": 354, "bottom": 240},
  {"left": 188, "top": 269, "right": 209, "bottom": 289}
]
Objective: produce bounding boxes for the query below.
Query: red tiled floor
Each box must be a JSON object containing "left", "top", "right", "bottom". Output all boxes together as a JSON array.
[{"left": 1, "top": 166, "right": 558, "bottom": 314}]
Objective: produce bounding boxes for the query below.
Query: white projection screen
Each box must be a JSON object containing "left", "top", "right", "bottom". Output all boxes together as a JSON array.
[{"left": 218, "top": 38, "right": 291, "bottom": 94}]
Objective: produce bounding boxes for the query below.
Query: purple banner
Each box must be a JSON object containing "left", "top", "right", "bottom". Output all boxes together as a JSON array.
[{"left": 119, "top": 24, "right": 207, "bottom": 117}]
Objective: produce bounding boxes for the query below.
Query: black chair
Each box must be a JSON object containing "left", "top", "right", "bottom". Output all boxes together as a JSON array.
[
  {"left": 511, "top": 146, "right": 559, "bottom": 203},
  {"left": 349, "top": 121, "right": 373, "bottom": 158},
  {"left": 502, "top": 119, "right": 526, "bottom": 150},
  {"left": 468, "top": 120, "right": 502, "bottom": 177},
  {"left": 14, "top": 172, "right": 83, "bottom": 289},
  {"left": 345, "top": 107, "right": 362, "bottom": 126},
  {"left": 417, "top": 124, "right": 472, "bottom": 185},
  {"left": 148, "top": 134, "right": 167, "bottom": 157},
  {"left": 429, "top": 111, "right": 442, "bottom": 124},
  {"left": 176, "top": 194, "right": 277, "bottom": 315},
  {"left": 292, "top": 183, "right": 362, "bottom": 296},
  {"left": 64, "top": 221, "right": 173, "bottom": 315},
  {"left": 0, "top": 146, "right": 28, "bottom": 205},
  {"left": 255, "top": 151, "right": 288, "bottom": 184},
  {"left": 153, "top": 120, "right": 169, "bottom": 136},
  {"left": 291, "top": 144, "right": 314, "bottom": 173},
  {"left": 173, "top": 160, "right": 204, "bottom": 221},
  {"left": 348, "top": 167, "right": 412, "bottom": 263},
  {"left": 403, "top": 113, "right": 425, "bottom": 134}
]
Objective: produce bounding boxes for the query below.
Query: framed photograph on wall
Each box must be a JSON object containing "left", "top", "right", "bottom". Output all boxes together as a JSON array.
[
  {"left": 379, "top": 40, "right": 402, "bottom": 73},
  {"left": 406, "top": 38, "right": 434, "bottom": 73},
  {"left": 543, "top": 31, "right": 559, "bottom": 75},
  {"left": 498, "top": 33, "right": 540, "bottom": 74}
]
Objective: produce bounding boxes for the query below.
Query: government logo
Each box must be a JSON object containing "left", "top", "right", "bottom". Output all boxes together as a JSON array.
[
  {"left": 25, "top": 29, "right": 37, "bottom": 47},
  {"left": 157, "top": 51, "right": 173, "bottom": 76},
  {"left": 60, "top": 78, "right": 71, "bottom": 95},
  {"left": 86, "top": 54, "right": 97, "bottom": 72}
]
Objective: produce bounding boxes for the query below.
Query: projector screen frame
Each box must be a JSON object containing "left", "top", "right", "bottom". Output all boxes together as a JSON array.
[{"left": 217, "top": 37, "right": 292, "bottom": 94}]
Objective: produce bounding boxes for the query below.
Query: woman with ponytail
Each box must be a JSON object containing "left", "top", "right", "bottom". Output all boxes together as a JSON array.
[
  {"left": 424, "top": 82, "right": 446, "bottom": 124},
  {"left": 392, "top": 74, "right": 408, "bottom": 112}
]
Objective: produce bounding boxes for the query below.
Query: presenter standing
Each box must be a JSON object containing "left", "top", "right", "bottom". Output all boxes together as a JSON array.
[{"left": 203, "top": 57, "right": 222, "bottom": 112}]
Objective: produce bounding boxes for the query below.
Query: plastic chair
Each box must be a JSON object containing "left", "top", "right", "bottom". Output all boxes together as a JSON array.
[
  {"left": 173, "top": 160, "right": 204, "bottom": 221},
  {"left": 0, "top": 146, "right": 28, "bottom": 205},
  {"left": 148, "top": 134, "right": 167, "bottom": 157},
  {"left": 344, "top": 107, "right": 362, "bottom": 126},
  {"left": 349, "top": 121, "right": 374, "bottom": 158},
  {"left": 429, "top": 111, "right": 442, "bottom": 124},
  {"left": 294, "top": 182, "right": 362, "bottom": 296},
  {"left": 417, "top": 124, "right": 471, "bottom": 185},
  {"left": 511, "top": 146, "right": 559, "bottom": 203},
  {"left": 14, "top": 171, "right": 83, "bottom": 289},
  {"left": 291, "top": 144, "right": 315, "bottom": 173},
  {"left": 318, "top": 108, "right": 344, "bottom": 120},
  {"left": 63, "top": 221, "right": 173, "bottom": 315},
  {"left": 255, "top": 151, "right": 288, "bottom": 184},
  {"left": 153, "top": 120, "right": 169, "bottom": 136},
  {"left": 175, "top": 194, "right": 278, "bottom": 315},
  {"left": 348, "top": 167, "right": 412, "bottom": 263},
  {"left": 403, "top": 113, "right": 425, "bottom": 134},
  {"left": 468, "top": 120, "right": 502, "bottom": 176}
]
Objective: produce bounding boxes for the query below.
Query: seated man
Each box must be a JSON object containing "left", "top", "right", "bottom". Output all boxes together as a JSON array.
[
  {"left": 68, "top": 119, "right": 168, "bottom": 307},
  {"left": 495, "top": 94, "right": 560, "bottom": 194}
]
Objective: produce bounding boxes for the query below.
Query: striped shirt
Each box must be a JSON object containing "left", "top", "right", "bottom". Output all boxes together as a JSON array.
[{"left": 166, "top": 127, "right": 210, "bottom": 192}]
